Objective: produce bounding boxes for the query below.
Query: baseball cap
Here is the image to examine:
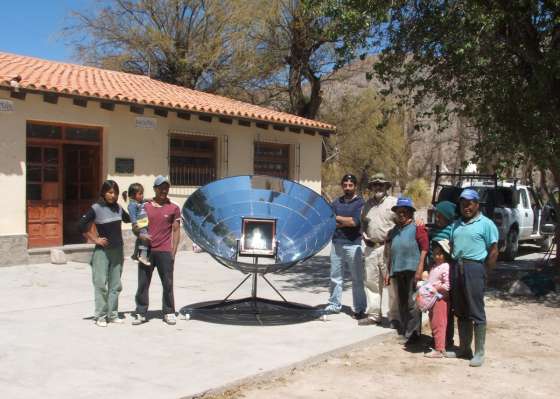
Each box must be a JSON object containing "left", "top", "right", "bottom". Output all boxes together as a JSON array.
[
  {"left": 460, "top": 188, "right": 480, "bottom": 201},
  {"left": 153, "top": 175, "right": 170, "bottom": 187},
  {"left": 391, "top": 196, "right": 416, "bottom": 212},
  {"left": 341, "top": 174, "right": 357, "bottom": 185}
]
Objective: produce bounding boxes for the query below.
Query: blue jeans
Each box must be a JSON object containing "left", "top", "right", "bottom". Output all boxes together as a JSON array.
[{"left": 328, "top": 240, "right": 367, "bottom": 313}]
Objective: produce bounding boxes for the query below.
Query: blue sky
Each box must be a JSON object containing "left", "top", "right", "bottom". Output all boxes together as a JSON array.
[{"left": 0, "top": 1, "right": 91, "bottom": 62}]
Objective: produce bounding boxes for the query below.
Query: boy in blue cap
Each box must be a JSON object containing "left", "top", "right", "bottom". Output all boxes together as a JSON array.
[{"left": 447, "top": 188, "right": 499, "bottom": 367}]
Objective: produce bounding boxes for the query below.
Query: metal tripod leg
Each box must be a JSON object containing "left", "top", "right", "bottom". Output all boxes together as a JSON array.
[
  {"left": 260, "top": 274, "right": 288, "bottom": 302},
  {"left": 221, "top": 273, "right": 252, "bottom": 303}
]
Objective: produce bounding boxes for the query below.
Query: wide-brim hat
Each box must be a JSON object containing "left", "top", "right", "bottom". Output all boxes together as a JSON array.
[
  {"left": 433, "top": 239, "right": 452, "bottom": 256},
  {"left": 368, "top": 172, "right": 392, "bottom": 188},
  {"left": 391, "top": 196, "right": 416, "bottom": 212}
]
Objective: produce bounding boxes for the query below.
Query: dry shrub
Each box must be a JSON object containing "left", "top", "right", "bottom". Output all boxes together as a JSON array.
[{"left": 404, "top": 178, "right": 431, "bottom": 208}]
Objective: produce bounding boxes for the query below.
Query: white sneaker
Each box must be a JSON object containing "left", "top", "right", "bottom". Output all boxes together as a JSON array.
[
  {"left": 324, "top": 305, "right": 341, "bottom": 314},
  {"left": 108, "top": 317, "right": 125, "bottom": 324},
  {"left": 138, "top": 254, "right": 151, "bottom": 266},
  {"left": 163, "top": 313, "right": 177, "bottom": 325},
  {"left": 95, "top": 318, "right": 108, "bottom": 327},
  {"left": 131, "top": 314, "right": 147, "bottom": 325}
]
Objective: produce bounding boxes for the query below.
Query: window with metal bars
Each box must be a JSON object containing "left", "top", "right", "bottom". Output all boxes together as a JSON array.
[
  {"left": 169, "top": 134, "right": 217, "bottom": 186},
  {"left": 253, "top": 142, "right": 290, "bottom": 179}
]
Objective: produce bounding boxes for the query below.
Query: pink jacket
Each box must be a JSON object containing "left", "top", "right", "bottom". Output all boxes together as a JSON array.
[{"left": 428, "top": 262, "right": 450, "bottom": 296}]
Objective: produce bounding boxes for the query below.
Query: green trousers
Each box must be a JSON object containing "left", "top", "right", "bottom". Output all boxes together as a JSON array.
[{"left": 90, "top": 246, "right": 124, "bottom": 320}]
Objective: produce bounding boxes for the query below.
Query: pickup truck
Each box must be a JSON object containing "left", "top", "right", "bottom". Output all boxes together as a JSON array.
[{"left": 429, "top": 167, "right": 556, "bottom": 261}]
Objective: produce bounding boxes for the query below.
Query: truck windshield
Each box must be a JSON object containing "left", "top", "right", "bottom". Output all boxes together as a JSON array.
[
  {"left": 468, "top": 187, "right": 515, "bottom": 207},
  {"left": 436, "top": 186, "right": 515, "bottom": 207}
]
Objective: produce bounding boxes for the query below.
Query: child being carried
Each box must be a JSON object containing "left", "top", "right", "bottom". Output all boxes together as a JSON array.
[{"left": 125, "top": 183, "right": 151, "bottom": 266}]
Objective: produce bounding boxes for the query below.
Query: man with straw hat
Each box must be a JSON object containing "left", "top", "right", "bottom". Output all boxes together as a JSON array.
[{"left": 359, "top": 173, "right": 400, "bottom": 326}]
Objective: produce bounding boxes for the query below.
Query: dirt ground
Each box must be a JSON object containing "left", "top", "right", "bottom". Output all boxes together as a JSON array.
[{"left": 204, "top": 292, "right": 560, "bottom": 399}]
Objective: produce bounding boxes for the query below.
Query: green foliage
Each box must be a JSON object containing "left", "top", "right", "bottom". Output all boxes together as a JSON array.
[
  {"left": 404, "top": 178, "right": 431, "bottom": 209},
  {"left": 320, "top": 88, "right": 408, "bottom": 194},
  {"left": 325, "top": 0, "right": 560, "bottom": 211},
  {"left": 66, "top": 0, "right": 389, "bottom": 119}
]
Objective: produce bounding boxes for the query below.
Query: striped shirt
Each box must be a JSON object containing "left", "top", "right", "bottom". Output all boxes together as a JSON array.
[{"left": 79, "top": 201, "right": 130, "bottom": 248}]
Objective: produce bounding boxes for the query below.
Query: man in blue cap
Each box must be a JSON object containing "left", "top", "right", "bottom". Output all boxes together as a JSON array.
[
  {"left": 132, "top": 175, "right": 182, "bottom": 326},
  {"left": 447, "top": 188, "right": 499, "bottom": 367}
]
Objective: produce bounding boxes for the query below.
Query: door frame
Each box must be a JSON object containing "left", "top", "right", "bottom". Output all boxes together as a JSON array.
[{"left": 26, "top": 120, "right": 104, "bottom": 248}]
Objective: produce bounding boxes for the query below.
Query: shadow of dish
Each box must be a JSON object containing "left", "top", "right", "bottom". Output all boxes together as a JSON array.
[{"left": 179, "top": 298, "right": 325, "bottom": 326}]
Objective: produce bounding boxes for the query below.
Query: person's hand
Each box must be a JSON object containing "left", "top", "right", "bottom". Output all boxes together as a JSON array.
[
  {"left": 139, "top": 233, "right": 151, "bottom": 244},
  {"left": 415, "top": 270, "right": 423, "bottom": 282},
  {"left": 95, "top": 237, "right": 109, "bottom": 247},
  {"left": 384, "top": 273, "right": 390, "bottom": 286}
]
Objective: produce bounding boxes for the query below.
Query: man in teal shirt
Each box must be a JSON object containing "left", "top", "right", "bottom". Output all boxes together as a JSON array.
[{"left": 448, "top": 188, "right": 499, "bottom": 367}]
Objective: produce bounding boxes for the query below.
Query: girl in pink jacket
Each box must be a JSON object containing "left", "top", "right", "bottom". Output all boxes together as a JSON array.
[{"left": 424, "top": 239, "right": 451, "bottom": 358}]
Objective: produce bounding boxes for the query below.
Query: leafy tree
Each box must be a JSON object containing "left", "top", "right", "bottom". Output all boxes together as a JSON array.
[
  {"left": 327, "top": 0, "right": 560, "bottom": 263},
  {"left": 65, "top": 0, "right": 258, "bottom": 92},
  {"left": 219, "top": 0, "right": 389, "bottom": 118},
  {"left": 65, "top": 0, "right": 388, "bottom": 119},
  {"left": 320, "top": 88, "right": 407, "bottom": 198}
]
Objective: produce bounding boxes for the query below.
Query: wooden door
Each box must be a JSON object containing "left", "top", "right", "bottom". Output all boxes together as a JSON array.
[
  {"left": 26, "top": 145, "right": 63, "bottom": 247},
  {"left": 63, "top": 145, "right": 100, "bottom": 244}
]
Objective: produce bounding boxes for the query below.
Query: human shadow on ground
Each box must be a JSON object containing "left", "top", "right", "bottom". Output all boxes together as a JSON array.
[
  {"left": 402, "top": 333, "right": 433, "bottom": 354},
  {"left": 82, "top": 310, "right": 166, "bottom": 322},
  {"left": 273, "top": 255, "right": 347, "bottom": 293}
]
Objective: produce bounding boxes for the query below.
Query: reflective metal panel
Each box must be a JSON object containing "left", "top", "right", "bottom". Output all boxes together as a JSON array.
[{"left": 182, "top": 175, "right": 336, "bottom": 273}]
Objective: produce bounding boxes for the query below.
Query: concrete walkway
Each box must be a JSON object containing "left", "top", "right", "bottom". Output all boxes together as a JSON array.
[{"left": 0, "top": 246, "right": 393, "bottom": 399}]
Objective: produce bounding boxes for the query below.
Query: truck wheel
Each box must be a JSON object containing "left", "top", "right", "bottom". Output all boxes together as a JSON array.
[
  {"left": 502, "top": 228, "right": 519, "bottom": 261},
  {"left": 538, "top": 236, "right": 553, "bottom": 252}
]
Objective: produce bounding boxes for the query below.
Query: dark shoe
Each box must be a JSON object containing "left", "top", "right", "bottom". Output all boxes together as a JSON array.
[
  {"left": 353, "top": 311, "right": 367, "bottom": 320},
  {"left": 389, "top": 320, "right": 401, "bottom": 330},
  {"left": 448, "top": 318, "right": 473, "bottom": 359},
  {"left": 469, "top": 324, "right": 486, "bottom": 367},
  {"left": 404, "top": 332, "right": 420, "bottom": 346},
  {"left": 358, "top": 316, "right": 380, "bottom": 326}
]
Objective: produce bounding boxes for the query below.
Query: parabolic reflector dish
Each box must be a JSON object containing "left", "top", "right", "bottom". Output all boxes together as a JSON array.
[{"left": 182, "top": 175, "right": 336, "bottom": 274}]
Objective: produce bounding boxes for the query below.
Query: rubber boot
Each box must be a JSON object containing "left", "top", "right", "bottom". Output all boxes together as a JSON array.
[
  {"left": 445, "top": 318, "right": 473, "bottom": 358},
  {"left": 469, "top": 324, "right": 486, "bottom": 367}
]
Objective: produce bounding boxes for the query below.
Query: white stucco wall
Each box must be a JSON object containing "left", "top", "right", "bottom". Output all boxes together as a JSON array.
[{"left": 0, "top": 90, "right": 324, "bottom": 238}]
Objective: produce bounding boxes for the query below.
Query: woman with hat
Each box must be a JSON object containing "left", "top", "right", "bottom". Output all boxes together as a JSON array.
[{"left": 385, "top": 197, "right": 429, "bottom": 344}]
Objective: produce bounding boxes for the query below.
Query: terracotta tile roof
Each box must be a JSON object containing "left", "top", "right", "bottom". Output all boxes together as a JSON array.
[{"left": 0, "top": 51, "right": 335, "bottom": 131}]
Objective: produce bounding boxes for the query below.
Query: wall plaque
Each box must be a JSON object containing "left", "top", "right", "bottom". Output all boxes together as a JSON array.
[
  {"left": 0, "top": 99, "right": 14, "bottom": 113},
  {"left": 135, "top": 116, "right": 157, "bottom": 129},
  {"left": 115, "top": 158, "right": 134, "bottom": 174}
]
